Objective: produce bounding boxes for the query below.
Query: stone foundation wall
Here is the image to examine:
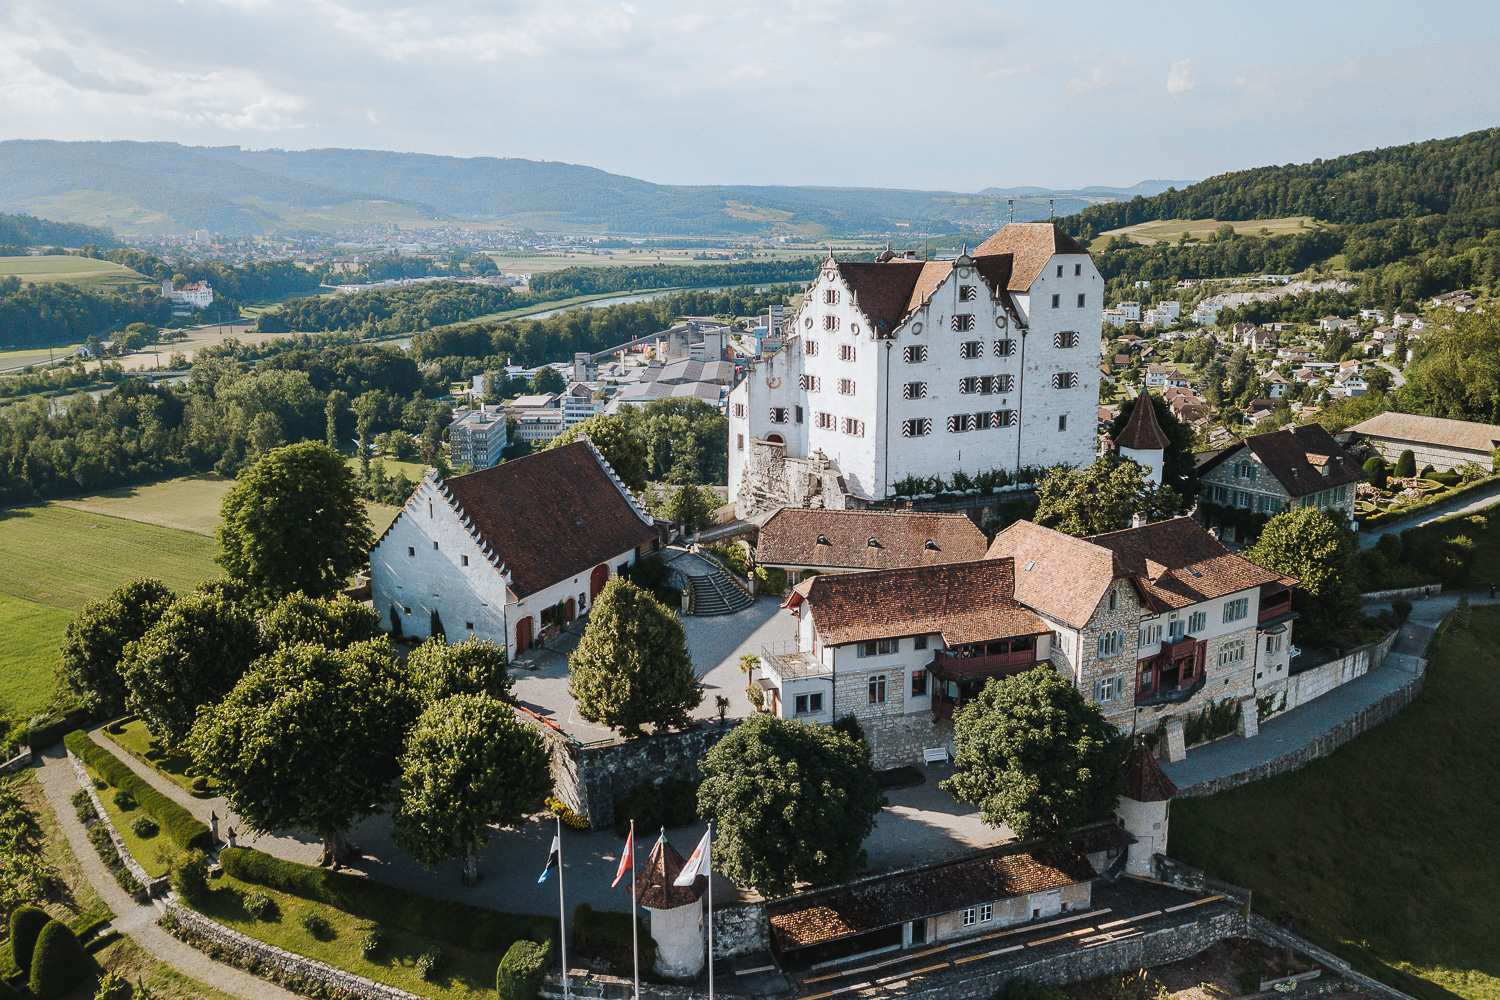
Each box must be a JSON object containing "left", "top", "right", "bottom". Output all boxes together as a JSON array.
[
  {"left": 862, "top": 713, "right": 954, "bottom": 769},
  {"left": 712, "top": 903, "right": 768, "bottom": 959},
  {"left": 0, "top": 748, "right": 33, "bottom": 776},
  {"left": 1284, "top": 632, "right": 1395, "bottom": 712},
  {"left": 528, "top": 717, "right": 739, "bottom": 828},
  {"left": 160, "top": 901, "right": 423, "bottom": 1000}
]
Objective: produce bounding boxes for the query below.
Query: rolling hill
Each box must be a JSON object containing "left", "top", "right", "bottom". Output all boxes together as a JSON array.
[{"left": 0, "top": 139, "right": 1187, "bottom": 238}]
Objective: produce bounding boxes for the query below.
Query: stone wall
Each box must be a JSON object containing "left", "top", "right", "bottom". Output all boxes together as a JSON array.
[
  {"left": 1175, "top": 653, "right": 1426, "bottom": 797},
  {"left": 1360, "top": 584, "right": 1441, "bottom": 603},
  {"left": 529, "top": 717, "right": 739, "bottom": 828},
  {"left": 712, "top": 903, "right": 768, "bottom": 959},
  {"left": 67, "top": 749, "right": 167, "bottom": 900},
  {"left": 1245, "top": 914, "right": 1419, "bottom": 1000},
  {"left": 1283, "top": 632, "right": 1395, "bottom": 713},
  {"left": 160, "top": 901, "right": 423, "bottom": 1000},
  {"left": 0, "top": 748, "right": 33, "bottom": 776}
]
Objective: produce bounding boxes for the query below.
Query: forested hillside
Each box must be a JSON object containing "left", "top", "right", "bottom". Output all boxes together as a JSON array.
[{"left": 0, "top": 211, "right": 116, "bottom": 249}]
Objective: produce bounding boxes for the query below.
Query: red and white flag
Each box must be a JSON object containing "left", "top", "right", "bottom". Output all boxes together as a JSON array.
[
  {"left": 674, "top": 827, "right": 711, "bottom": 886},
  {"left": 611, "top": 826, "right": 635, "bottom": 888}
]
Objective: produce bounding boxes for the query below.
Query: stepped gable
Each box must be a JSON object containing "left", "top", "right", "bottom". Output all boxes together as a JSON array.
[
  {"left": 784, "top": 558, "right": 1047, "bottom": 646},
  {"left": 756, "top": 508, "right": 989, "bottom": 571},
  {"left": 974, "top": 222, "right": 1091, "bottom": 290},
  {"left": 1123, "top": 743, "right": 1177, "bottom": 802},
  {"left": 637, "top": 835, "right": 706, "bottom": 909},
  {"left": 438, "top": 440, "right": 658, "bottom": 598},
  {"left": 1115, "top": 395, "right": 1171, "bottom": 451}
]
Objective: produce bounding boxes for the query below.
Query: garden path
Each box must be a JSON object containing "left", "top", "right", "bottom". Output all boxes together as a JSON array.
[
  {"left": 31, "top": 744, "right": 300, "bottom": 1000},
  {"left": 1357, "top": 480, "right": 1500, "bottom": 548}
]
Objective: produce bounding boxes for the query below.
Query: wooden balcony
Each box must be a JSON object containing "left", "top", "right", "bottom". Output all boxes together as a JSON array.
[
  {"left": 930, "top": 648, "right": 1036, "bottom": 678},
  {"left": 1259, "top": 592, "right": 1293, "bottom": 623}
]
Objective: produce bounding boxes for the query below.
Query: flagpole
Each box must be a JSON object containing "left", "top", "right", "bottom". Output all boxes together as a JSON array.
[
  {"left": 557, "top": 816, "right": 569, "bottom": 1000},
  {"left": 630, "top": 819, "right": 640, "bottom": 1000},
  {"left": 707, "top": 822, "right": 714, "bottom": 1000}
]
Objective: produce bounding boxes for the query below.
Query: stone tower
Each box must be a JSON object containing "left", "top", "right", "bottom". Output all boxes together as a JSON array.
[
  {"left": 1114, "top": 394, "right": 1170, "bottom": 485},
  {"left": 637, "top": 833, "right": 708, "bottom": 980},
  {"left": 1115, "top": 742, "right": 1177, "bottom": 877}
]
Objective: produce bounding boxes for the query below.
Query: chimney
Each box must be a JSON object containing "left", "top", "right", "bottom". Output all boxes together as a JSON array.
[{"left": 1131, "top": 511, "right": 1148, "bottom": 529}]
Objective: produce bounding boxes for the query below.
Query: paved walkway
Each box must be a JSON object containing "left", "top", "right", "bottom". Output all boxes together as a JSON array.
[
  {"left": 31, "top": 745, "right": 298, "bottom": 1000},
  {"left": 1357, "top": 481, "right": 1500, "bottom": 548},
  {"left": 1162, "top": 590, "right": 1495, "bottom": 791}
]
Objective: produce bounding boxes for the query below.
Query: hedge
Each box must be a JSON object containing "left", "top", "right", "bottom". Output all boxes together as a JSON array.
[
  {"left": 63, "top": 731, "right": 211, "bottom": 853},
  {"left": 0, "top": 975, "right": 21, "bottom": 1000},
  {"left": 220, "top": 848, "right": 556, "bottom": 954},
  {"left": 570, "top": 903, "right": 655, "bottom": 977},
  {"left": 26, "top": 704, "right": 98, "bottom": 751},
  {"left": 28, "top": 921, "right": 86, "bottom": 1000},
  {"left": 496, "top": 939, "right": 551, "bottom": 1000},
  {"left": 9, "top": 906, "right": 50, "bottom": 974}
]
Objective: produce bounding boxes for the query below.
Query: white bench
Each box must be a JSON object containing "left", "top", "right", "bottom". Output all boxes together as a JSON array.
[{"left": 923, "top": 746, "right": 950, "bottom": 765}]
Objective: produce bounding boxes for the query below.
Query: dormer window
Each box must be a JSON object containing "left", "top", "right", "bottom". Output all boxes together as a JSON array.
[
  {"left": 924, "top": 540, "right": 938, "bottom": 551},
  {"left": 816, "top": 534, "right": 831, "bottom": 546},
  {"left": 867, "top": 537, "right": 881, "bottom": 548}
]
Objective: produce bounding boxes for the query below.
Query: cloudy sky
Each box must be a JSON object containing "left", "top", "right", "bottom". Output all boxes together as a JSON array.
[{"left": 2, "top": 0, "right": 1498, "bottom": 191}]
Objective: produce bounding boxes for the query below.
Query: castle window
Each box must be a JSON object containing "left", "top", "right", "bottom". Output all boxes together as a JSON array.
[
  {"left": 952, "top": 314, "right": 976, "bottom": 332},
  {"left": 823, "top": 289, "right": 840, "bottom": 305},
  {"left": 1054, "top": 331, "right": 1079, "bottom": 348},
  {"left": 903, "top": 381, "right": 927, "bottom": 399},
  {"left": 842, "top": 417, "right": 865, "bottom": 437},
  {"left": 736, "top": 434, "right": 744, "bottom": 450},
  {"left": 1056, "top": 264, "right": 1064, "bottom": 278},
  {"left": 769, "top": 407, "right": 789, "bottom": 423},
  {"left": 1094, "top": 675, "right": 1123, "bottom": 703},
  {"left": 838, "top": 344, "right": 856, "bottom": 362},
  {"left": 461, "top": 555, "right": 469, "bottom": 567},
  {"left": 804, "top": 340, "right": 819, "bottom": 356},
  {"left": 795, "top": 406, "right": 804, "bottom": 423},
  {"left": 1075, "top": 263, "right": 1082, "bottom": 276},
  {"left": 994, "top": 409, "right": 1017, "bottom": 427},
  {"left": 733, "top": 403, "right": 746, "bottom": 418},
  {"left": 837, "top": 378, "right": 856, "bottom": 396},
  {"left": 868, "top": 674, "right": 887, "bottom": 704},
  {"left": 1223, "top": 597, "right": 1250, "bottom": 623},
  {"left": 960, "top": 341, "right": 983, "bottom": 359},
  {"left": 1097, "top": 629, "right": 1124, "bottom": 657},
  {"left": 904, "top": 345, "right": 927, "bottom": 364},
  {"left": 1219, "top": 639, "right": 1247, "bottom": 665},
  {"left": 1059, "top": 414, "right": 1068, "bottom": 431},
  {"left": 911, "top": 670, "right": 927, "bottom": 697},
  {"left": 1052, "top": 372, "right": 1078, "bottom": 389},
  {"left": 408, "top": 546, "right": 415, "bottom": 557},
  {"left": 994, "top": 338, "right": 1016, "bottom": 357},
  {"left": 815, "top": 411, "right": 835, "bottom": 429},
  {"left": 902, "top": 418, "right": 931, "bottom": 438},
  {"left": 1052, "top": 294, "right": 1061, "bottom": 308},
  {"left": 959, "top": 285, "right": 977, "bottom": 301},
  {"left": 1108, "top": 589, "right": 1117, "bottom": 611},
  {"left": 801, "top": 374, "right": 821, "bottom": 392},
  {"left": 823, "top": 314, "right": 839, "bottom": 331},
  {"left": 960, "top": 376, "right": 980, "bottom": 394},
  {"left": 1189, "top": 610, "right": 1207, "bottom": 632}
]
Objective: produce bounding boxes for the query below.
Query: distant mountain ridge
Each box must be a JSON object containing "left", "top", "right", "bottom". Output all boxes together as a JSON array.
[{"left": 0, "top": 139, "right": 1188, "bottom": 239}]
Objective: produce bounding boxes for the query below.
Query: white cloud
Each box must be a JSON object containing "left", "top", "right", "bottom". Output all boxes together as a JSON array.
[{"left": 1167, "top": 58, "right": 1195, "bottom": 96}]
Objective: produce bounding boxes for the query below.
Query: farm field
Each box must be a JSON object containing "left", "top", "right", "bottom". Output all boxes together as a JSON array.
[
  {"left": 1171, "top": 606, "right": 1500, "bottom": 1000},
  {"left": 56, "top": 473, "right": 235, "bottom": 535},
  {"left": 0, "top": 254, "right": 148, "bottom": 291},
  {"left": 1098, "top": 216, "right": 1318, "bottom": 247},
  {"left": 0, "top": 593, "right": 74, "bottom": 717},
  {"left": 0, "top": 343, "right": 84, "bottom": 371},
  {"left": 485, "top": 244, "right": 855, "bottom": 274}
]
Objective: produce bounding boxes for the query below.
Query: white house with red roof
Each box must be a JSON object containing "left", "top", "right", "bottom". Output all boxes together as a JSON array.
[
  {"left": 729, "top": 224, "right": 1103, "bottom": 514},
  {"left": 368, "top": 438, "right": 661, "bottom": 655}
]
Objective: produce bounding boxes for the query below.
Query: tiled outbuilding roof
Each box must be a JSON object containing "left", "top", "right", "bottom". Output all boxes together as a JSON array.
[
  {"left": 984, "top": 521, "right": 1121, "bottom": 629},
  {"left": 1346, "top": 411, "right": 1500, "bottom": 455},
  {"left": 755, "top": 509, "right": 988, "bottom": 572},
  {"left": 766, "top": 841, "right": 1097, "bottom": 951},
  {"left": 1085, "top": 517, "right": 1296, "bottom": 612},
  {"left": 1114, "top": 395, "right": 1171, "bottom": 451},
  {"left": 785, "top": 558, "right": 1048, "bottom": 647},
  {"left": 1198, "top": 424, "right": 1364, "bottom": 499},
  {"left": 433, "top": 439, "right": 659, "bottom": 598},
  {"left": 1123, "top": 743, "right": 1177, "bottom": 802}
]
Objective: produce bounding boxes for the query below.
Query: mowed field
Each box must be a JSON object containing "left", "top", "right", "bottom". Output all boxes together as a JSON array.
[
  {"left": 1098, "top": 216, "right": 1318, "bottom": 246},
  {"left": 485, "top": 244, "right": 860, "bottom": 274},
  {"left": 0, "top": 343, "right": 83, "bottom": 371},
  {"left": 0, "top": 254, "right": 149, "bottom": 291},
  {"left": 1171, "top": 607, "right": 1500, "bottom": 1000},
  {"left": 1, "top": 474, "right": 400, "bottom": 717}
]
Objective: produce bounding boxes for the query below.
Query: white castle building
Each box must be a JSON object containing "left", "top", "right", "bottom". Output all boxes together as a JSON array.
[{"left": 727, "top": 224, "right": 1103, "bottom": 514}]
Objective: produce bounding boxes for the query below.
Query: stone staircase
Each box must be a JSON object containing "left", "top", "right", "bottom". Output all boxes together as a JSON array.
[{"left": 687, "top": 566, "right": 755, "bottom": 616}]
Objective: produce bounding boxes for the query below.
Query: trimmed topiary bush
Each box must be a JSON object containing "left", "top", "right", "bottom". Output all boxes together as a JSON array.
[
  {"left": 360, "top": 928, "right": 387, "bottom": 960},
  {"left": 170, "top": 851, "right": 210, "bottom": 904},
  {"left": 190, "top": 776, "right": 209, "bottom": 795},
  {"left": 28, "top": 920, "right": 87, "bottom": 999},
  {"left": 10, "top": 905, "right": 51, "bottom": 974},
  {"left": 496, "top": 939, "right": 551, "bottom": 1000},
  {"left": 111, "top": 789, "right": 136, "bottom": 811},
  {"left": 243, "top": 892, "right": 277, "bottom": 921},
  {"left": 131, "top": 815, "right": 159, "bottom": 838},
  {"left": 1396, "top": 449, "right": 1417, "bottom": 479},
  {"left": 300, "top": 911, "right": 334, "bottom": 941},
  {"left": 416, "top": 946, "right": 447, "bottom": 981},
  {"left": 64, "top": 731, "right": 211, "bottom": 852}
]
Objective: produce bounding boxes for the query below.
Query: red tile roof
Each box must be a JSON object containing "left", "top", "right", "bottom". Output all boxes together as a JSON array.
[
  {"left": 985, "top": 520, "right": 1121, "bottom": 629},
  {"left": 1114, "top": 395, "right": 1171, "bottom": 451},
  {"left": 636, "top": 835, "right": 706, "bottom": 909},
  {"left": 1085, "top": 517, "right": 1296, "bottom": 612},
  {"left": 432, "top": 439, "right": 659, "bottom": 598},
  {"left": 1123, "top": 743, "right": 1177, "bottom": 802},
  {"left": 974, "top": 223, "right": 1091, "bottom": 290},
  {"left": 755, "top": 509, "right": 989, "bottom": 572},
  {"left": 766, "top": 841, "right": 1096, "bottom": 951},
  {"left": 833, "top": 259, "right": 928, "bottom": 334},
  {"left": 787, "top": 558, "right": 1048, "bottom": 647}
]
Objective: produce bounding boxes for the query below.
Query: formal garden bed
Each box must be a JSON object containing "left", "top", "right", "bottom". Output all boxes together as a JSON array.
[
  {"left": 101, "top": 716, "right": 217, "bottom": 798},
  {"left": 1354, "top": 453, "right": 1495, "bottom": 530}
]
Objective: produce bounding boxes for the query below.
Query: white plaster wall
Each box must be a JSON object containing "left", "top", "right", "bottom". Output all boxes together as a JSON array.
[
  {"left": 1015, "top": 254, "right": 1103, "bottom": 472},
  {"left": 647, "top": 902, "right": 704, "bottom": 979},
  {"left": 1115, "top": 797, "right": 1169, "bottom": 877},
  {"left": 1119, "top": 445, "right": 1163, "bottom": 485},
  {"left": 370, "top": 478, "right": 512, "bottom": 644}
]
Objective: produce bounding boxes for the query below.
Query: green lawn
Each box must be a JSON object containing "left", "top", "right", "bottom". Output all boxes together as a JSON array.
[
  {"left": 0, "top": 343, "right": 83, "bottom": 370},
  {"left": 55, "top": 474, "right": 234, "bottom": 536},
  {"left": 194, "top": 874, "right": 504, "bottom": 1000},
  {"left": 84, "top": 758, "right": 179, "bottom": 878},
  {"left": 1171, "top": 606, "right": 1500, "bottom": 1000},
  {"left": 0, "top": 593, "right": 75, "bottom": 717},
  {"left": 102, "top": 718, "right": 214, "bottom": 797},
  {"left": 0, "top": 255, "right": 147, "bottom": 291}
]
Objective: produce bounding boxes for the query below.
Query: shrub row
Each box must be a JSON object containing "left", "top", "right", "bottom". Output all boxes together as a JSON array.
[
  {"left": 26, "top": 704, "right": 99, "bottom": 751},
  {"left": 63, "top": 730, "right": 211, "bottom": 853},
  {"left": 220, "top": 847, "right": 556, "bottom": 954}
]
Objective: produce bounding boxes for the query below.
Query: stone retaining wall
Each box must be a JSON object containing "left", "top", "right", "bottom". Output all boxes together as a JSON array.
[
  {"left": 67, "top": 749, "right": 167, "bottom": 900},
  {"left": 1175, "top": 655, "right": 1427, "bottom": 798},
  {"left": 160, "top": 900, "right": 424, "bottom": 1000},
  {"left": 529, "top": 718, "right": 738, "bottom": 828},
  {"left": 1283, "top": 632, "right": 1396, "bottom": 713},
  {"left": 1246, "top": 915, "right": 1418, "bottom": 1000},
  {"left": 712, "top": 903, "right": 767, "bottom": 959},
  {"left": 1360, "top": 584, "right": 1440, "bottom": 603},
  {"left": 0, "top": 748, "right": 33, "bottom": 776}
]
